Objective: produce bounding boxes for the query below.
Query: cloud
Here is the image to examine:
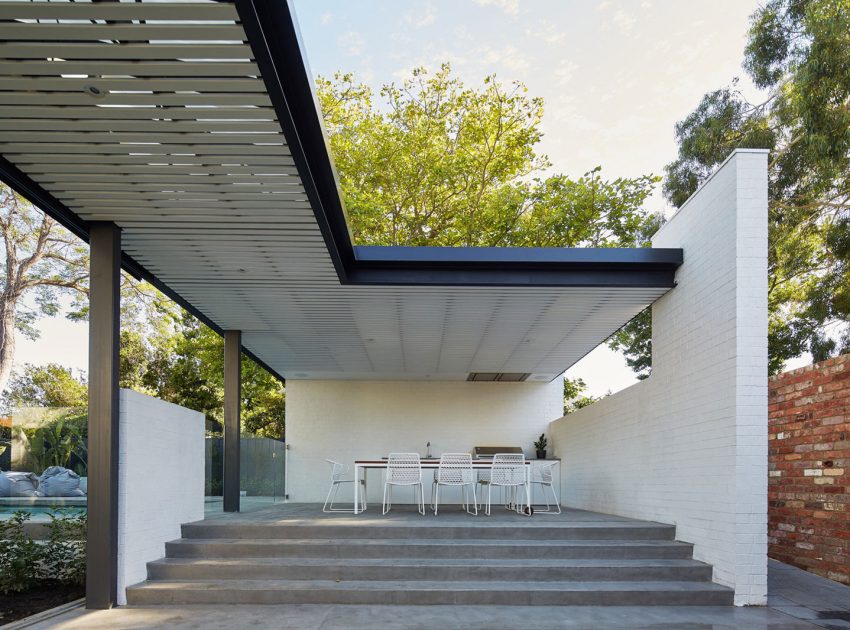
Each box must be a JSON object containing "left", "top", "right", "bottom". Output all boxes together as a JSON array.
[
  {"left": 554, "top": 60, "right": 579, "bottom": 87},
  {"left": 524, "top": 22, "right": 566, "bottom": 46},
  {"left": 472, "top": 0, "right": 519, "bottom": 16},
  {"left": 612, "top": 9, "right": 636, "bottom": 33},
  {"left": 320, "top": 11, "right": 332, "bottom": 25},
  {"left": 405, "top": 2, "right": 437, "bottom": 28},
  {"left": 338, "top": 31, "right": 366, "bottom": 56},
  {"left": 474, "top": 43, "right": 530, "bottom": 71}
]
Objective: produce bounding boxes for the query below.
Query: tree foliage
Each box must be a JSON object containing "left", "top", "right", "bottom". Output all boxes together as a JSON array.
[
  {"left": 663, "top": 0, "right": 850, "bottom": 373},
  {"left": 563, "top": 377, "right": 601, "bottom": 415},
  {"left": 3, "top": 315, "right": 286, "bottom": 439},
  {"left": 317, "top": 64, "right": 661, "bottom": 249},
  {"left": 5, "top": 363, "right": 87, "bottom": 409}
]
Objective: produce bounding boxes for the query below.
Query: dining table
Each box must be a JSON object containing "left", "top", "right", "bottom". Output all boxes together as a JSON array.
[{"left": 352, "top": 457, "right": 533, "bottom": 515}]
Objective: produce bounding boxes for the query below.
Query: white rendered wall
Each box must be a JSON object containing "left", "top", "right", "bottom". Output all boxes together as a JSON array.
[
  {"left": 286, "top": 379, "right": 562, "bottom": 504},
  {"left": 548, "top": 149, "right": 768, "bottom": 605},
  {"left": 117, "top": 389, "right": 204, "bottom": 605}
]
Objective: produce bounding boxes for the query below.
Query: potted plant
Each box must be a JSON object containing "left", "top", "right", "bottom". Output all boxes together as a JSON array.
[{"left": 534, "top": 433, "right": 548, "bottom": 460}]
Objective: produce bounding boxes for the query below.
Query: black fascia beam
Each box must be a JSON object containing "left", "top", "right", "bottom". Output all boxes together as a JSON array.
[
  {"left": 0, "top": 157, "right": 286, "bottom": 384},
  {"left": 350, "top": 246, "right": 684, "bottom": 288}
]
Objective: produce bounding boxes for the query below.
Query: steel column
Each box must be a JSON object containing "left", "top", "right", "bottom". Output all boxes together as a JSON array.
[
  {"left": 223, "top": 330, "right": 242, "bottom": 512},
  {"left": 86, "top": 222, "right": 121, "bottom": 609}
]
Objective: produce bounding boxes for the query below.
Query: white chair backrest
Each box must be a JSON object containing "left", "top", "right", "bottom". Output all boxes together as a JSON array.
[
  {"left": 490, "top": 453, "right": 525, "bottom": 486},
  {"left": 325, "top": 459, "right": 345, "bottom": 482},
  {"left": 535, "top": 461, "right": 557, "bottom": 483},
  {"left": 386, "top": 452, "right": 422, "bottom": 485},
  {"left": 437, "top": 453, "right": 473, "bottom": 485}
]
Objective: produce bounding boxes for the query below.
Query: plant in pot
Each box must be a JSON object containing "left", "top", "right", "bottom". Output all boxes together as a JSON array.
[{"left": 534, "top": 433, "right": 548, "bottom": 460}]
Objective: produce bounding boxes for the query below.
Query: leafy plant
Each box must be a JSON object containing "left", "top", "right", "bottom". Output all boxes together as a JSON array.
[
  {"left": 534, "top": 433, "right": 548, "bottom": 452},
  {"left": 0, "top": 511, "right": 42, "bottom": 593},
  {"left": 0, "top": 509, "right": 87, "bottom": 594},
  {"left": 43, "top": 510, "right": 86, "bottom": 586},
  {"left": 22, "top": 414, "right": 87, "bottom": 475}
]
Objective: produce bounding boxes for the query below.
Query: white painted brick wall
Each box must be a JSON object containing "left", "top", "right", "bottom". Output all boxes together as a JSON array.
[
  {"left": 117, "top": 389, "right": 204, "bottom": 605},
  {"left": 287, "top": 379, "right": 563, "bottom": 503},
  {"left": 548, "top": 149, "right": 768, "bottom": 605}
]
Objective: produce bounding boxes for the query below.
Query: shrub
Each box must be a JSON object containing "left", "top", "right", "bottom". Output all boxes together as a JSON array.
[
  {"left": 0, "top": 510, "right": 87, "bottom": 593},
  {"left": 43, "top": 510, "right": 86, "bottom": 586},
  {"left": 0, "top": 511, "right": 42, "bottom": 593}
]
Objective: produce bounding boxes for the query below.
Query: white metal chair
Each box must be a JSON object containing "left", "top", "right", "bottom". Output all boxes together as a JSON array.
[
  {"left": 484, "top": 453, "right": 527, "bottom": 516},
  {"left": 530, "top": 461, "right": 560, "bottom": 514},
  {"left": 383, "top": 452, "right": 425, "bottom": 515},
  {"left": 322, "top": 459, "right": 366, "bottom": 513},
  {"left": 431, "top": 453, "right": 477, "bottom": 515}
]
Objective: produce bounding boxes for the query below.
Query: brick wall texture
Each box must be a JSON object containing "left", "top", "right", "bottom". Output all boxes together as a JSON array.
[{"left": 768, "top": 353, "right": 850, "bottom": 584}]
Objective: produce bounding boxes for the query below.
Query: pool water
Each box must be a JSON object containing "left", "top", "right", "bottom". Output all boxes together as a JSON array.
[{"left": 0, "top": 506, "right": 87, "bottom": 517}]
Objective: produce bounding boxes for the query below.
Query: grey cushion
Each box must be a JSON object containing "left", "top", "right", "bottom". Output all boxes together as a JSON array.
[
  {"left": 5, "top": 471, "right": 42, "bottom": 497},
  {"left": 39, "top": 466, "right": 82, "bottom": 497}
]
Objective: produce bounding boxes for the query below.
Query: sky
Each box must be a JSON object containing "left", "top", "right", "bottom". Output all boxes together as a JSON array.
[{"left": 15, "top": 0, "right": 804, "bottom": 398}]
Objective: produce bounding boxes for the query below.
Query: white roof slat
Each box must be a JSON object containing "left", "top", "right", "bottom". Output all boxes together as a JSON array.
[
  {"left": 8, "top": 154, "right": 295, "bottom": 166},
  {"left": 1, "top": 77, "right": 266, "bottom": 93},
  {"left": 1, "top": 132, "right": 283, "bottom": 145},
  {"left": 39, "top": 174, "right": 299, "bottom": 185},
  {"left": 0, "top": 120, "right": 281, "bottom": 133},
  {"left": 0, "top": 42, "right": 253, "bottom": 61},
  {"left": 0, "top": 60, "right": 260, "bottom": 78},
  {"left": 0, "top": 143, "right": 289, "bottom": 155},
  {"left": 0, "top": 24, "right": 247, "bottom": 43},
  {"left": 0, "top": 92, "right": 272, "bottom": 106},
  {"left": 0, "top": 105, "right": 277, "bottom": 121},
  {"left": 23, "top": 164, "right": 296, "bottom": 176},
  {"left": 0, "top": 2, "right": 239, "bottom": 21}
]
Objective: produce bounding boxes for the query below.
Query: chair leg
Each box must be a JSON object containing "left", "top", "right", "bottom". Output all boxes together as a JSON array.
[
  {"left": 382, "top": 482, "right": 389, "bottom": 515},
  {"left": 486, "top": 484, "right": 492, "bottom": 517},
  {"left": 322, "top": 481, "right": 336, "bottom": 513},
  {"left": 419, "top": 482, "right": 425, "bottom": 516},
  {"left": 433, "top": 483, "right": 439, "bottom": 516},
  {"left": 549, "top": 482, "right": 561, "bottom": 514}
]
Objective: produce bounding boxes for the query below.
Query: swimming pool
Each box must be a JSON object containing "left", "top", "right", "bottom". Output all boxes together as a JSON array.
[{"left": 0, "top": 505, "right": 87, "bottom": 519}]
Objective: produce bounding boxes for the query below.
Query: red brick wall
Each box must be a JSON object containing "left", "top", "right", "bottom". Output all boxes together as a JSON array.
[{"left": 768, "top": 354, "right": 850, "bottom": 584}]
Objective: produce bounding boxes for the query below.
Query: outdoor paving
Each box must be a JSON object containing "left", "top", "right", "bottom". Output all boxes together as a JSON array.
[
  {"left": 768, "top": 560, "right": 850, "bottom": 629},
  {"left": 18, "top": 603, "right": 821, "bottom": 629}
]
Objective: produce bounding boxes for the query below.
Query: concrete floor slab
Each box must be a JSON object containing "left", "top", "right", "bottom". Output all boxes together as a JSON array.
[{"left": 23, "top": 604, "right": 819, "bottom": 630}]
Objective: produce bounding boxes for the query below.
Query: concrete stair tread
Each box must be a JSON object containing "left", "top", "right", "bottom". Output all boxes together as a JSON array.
[
  {"left": 150, "top": 557, "right": 707, "bottom": 568},
  {"left": 185, "top": 521, "right": 674, "bottom": 530},
  {"left": 129, "top": 579, "right": 732, "bottom": 593},
  {"left": 168, "top": 538, "right": 690, "bottom": 547}
]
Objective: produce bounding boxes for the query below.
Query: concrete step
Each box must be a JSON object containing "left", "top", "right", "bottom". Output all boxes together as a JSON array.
[
  {"left": 181, "top": 522, "right": 676, "bottom": 542},
  {"left": 126, "top": 578, "right": 734, "bottom": 606},
  {"left": 164, "top": 538, "right": 695, "bottom": 560},
  {"left": 147, "top": 557, "right": 714, "bottom": 582}
]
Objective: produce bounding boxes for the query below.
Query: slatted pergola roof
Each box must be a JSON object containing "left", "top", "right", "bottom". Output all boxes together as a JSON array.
[{"left": 0, "top": 0, "right": 682, "bottom": 382}]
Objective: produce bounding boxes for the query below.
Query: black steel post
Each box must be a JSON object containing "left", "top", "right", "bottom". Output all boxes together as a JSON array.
[
  {"left": 223, "top": 330, "right": 242, "bottom": 512},
  {"left": 86, "top": 222, "right": 121, "bottom": 609}
]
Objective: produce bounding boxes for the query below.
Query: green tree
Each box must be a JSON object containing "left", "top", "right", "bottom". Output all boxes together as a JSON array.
[
  {"left": 5, "top": 363, "right": 87, "bottom": 409},
  {"left": 662, "top": 0, "right": 850, "bottom": 373},
  {"left": 317, "top": 65, "right": 661, "bottom": 250},
  {"left": 563, "top": 377, "right": 600, "bottom": 415}
]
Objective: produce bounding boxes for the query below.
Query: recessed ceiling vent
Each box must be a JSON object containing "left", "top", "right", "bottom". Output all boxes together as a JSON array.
[{"left": 467, "top": 373, "right": 530, "bottom": 382}]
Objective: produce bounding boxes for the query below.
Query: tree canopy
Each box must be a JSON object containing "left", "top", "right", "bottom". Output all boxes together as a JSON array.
[
  {"left": 3, "top": 313, "right": 285, "bottom": 439},
  {"left": 317, "top": 64, "right": 661, "bottom": 250},
  {"left": 663, "top": 0, "right": 850, "bottom": 373}
]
